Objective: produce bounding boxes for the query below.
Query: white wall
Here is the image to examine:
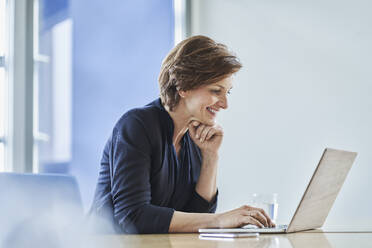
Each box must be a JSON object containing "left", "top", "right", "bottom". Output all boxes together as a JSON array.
[{"left": 190, "top": 0, "right": 372, "bottom": 227}]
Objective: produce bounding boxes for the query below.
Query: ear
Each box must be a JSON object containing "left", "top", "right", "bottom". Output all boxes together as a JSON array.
[{"left": 178, "top": 90, "right": 187, "bottom": 98}]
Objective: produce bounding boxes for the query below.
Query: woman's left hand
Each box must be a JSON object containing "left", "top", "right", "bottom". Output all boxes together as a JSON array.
[{"left": 188, "top": 121, "right": 224, "bottom": 155}]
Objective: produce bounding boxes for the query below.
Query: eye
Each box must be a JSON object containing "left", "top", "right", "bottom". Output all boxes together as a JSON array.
[{"left": 211, "top": 89, "right": 221, "bottom": 94}]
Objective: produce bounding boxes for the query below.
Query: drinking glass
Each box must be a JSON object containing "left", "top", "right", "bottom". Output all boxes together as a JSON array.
[{"left": 248, "top": 193, "right": 278, "bottom": 223}]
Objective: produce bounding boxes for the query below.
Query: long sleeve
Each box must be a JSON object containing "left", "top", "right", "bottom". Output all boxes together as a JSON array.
[
  {"left": 182, "top": 137, "right": 218, "bottom": 214},
  {"left": 110, "top": 112, "right": 174, "bottom": 234},
  {"left": 183, "top": 186, "right": 218, "bottom": 213}
]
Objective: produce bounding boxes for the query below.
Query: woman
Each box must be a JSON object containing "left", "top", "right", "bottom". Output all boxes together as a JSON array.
[{"left": 90, "top": 35, "right": 275, "bottom": 234}]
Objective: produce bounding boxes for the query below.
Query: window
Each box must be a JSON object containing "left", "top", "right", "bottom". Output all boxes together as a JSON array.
[
  {"left": 34, "top": 0, "right": 72, "bottom": 172},
  {"left": 0, "top": 0, "right": 73, "bottom": 173}
]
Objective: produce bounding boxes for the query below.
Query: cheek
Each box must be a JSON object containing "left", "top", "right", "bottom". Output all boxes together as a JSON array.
[
  {"left": 189, "top": 95, "right": 208, "bottom": 108},
  {"left": 186, "top": 91, "right": 216, "bottom": 113},
  {"left": 198, "top": 97, "right": 213, "bottom": 110}
]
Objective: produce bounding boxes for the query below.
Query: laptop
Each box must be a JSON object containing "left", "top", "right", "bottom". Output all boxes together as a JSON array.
[{"left": 199, "top": 148, "right": 357, "bottom": 234}]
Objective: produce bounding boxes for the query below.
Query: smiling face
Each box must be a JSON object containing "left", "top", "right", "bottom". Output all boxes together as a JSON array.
[{"left": 179, "top": 76, "right": 233, "bottom": 125}]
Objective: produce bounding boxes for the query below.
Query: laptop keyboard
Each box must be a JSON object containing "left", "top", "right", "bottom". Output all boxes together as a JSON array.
[{"left": 243, "top": 224, "right": 288, "bottom": 230}]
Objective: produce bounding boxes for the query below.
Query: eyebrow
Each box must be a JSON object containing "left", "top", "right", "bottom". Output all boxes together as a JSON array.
[{"left": 215, "top": 84, "right": 233, "bottom": 90}]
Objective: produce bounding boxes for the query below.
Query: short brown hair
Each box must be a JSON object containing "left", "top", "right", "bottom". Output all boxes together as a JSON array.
[{"left": 158, "top": 35, "right": 242, "bottom": 111}]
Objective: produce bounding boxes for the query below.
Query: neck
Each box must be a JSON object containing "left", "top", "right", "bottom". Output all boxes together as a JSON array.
[{"left": 164, "top": 101, "right": 193, "bottom": 146}]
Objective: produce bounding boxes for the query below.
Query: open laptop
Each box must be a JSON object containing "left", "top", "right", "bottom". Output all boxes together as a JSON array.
[{"left": 199, "top": 148, "right": 357, "bottom": 234}]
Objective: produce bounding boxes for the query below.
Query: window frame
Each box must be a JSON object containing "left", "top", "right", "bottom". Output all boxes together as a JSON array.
[
  {"left": 0, "top": 0, "right": 8, "bottom": 170},
  {"left": 2, "top": 0, "right": 34, "bottom": 172},
  {"left": 173, "top": 0, "right": 191, "bottom": 45}
]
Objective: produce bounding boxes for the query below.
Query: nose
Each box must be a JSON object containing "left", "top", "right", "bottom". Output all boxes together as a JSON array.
[{"left": 218, "top": 95, "right": 228, "bottom": 109}]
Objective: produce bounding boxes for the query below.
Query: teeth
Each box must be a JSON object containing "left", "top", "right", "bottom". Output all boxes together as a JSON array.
[{"left": 207, "top": 107, "right": 217, "bottom": 114}]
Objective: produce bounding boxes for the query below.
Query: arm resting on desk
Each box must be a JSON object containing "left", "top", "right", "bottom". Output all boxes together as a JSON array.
[{"left": 169, "top": 211, "right": 218, "bottom": 232}]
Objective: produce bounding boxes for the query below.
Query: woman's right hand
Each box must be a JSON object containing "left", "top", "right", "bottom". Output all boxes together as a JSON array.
[{"left": 214, "top": 205, "right": 276, "bottom": 228}]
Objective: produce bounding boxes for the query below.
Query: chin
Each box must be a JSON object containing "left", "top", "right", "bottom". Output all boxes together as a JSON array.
[{"left": 196, "top": 111, "right": 216, "bottom": 125}]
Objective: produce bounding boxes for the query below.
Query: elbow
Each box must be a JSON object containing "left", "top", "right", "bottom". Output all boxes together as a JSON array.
[
  {"left": 115, "top": 206, "right": 170, "bottom": 234},
  {"left": 118, "top": 220, "right": 144, "bottom": 234},
  {"left": 117, "top": 217, "right": 165, "bottom": 234},
  {"left": 116, "top": 211, "right": 147, "bottom": 234}
]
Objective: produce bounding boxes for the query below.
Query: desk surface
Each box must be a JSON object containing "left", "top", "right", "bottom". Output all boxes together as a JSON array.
[{"left": 90, "top": 231, "right": 372, "bottom": 248}]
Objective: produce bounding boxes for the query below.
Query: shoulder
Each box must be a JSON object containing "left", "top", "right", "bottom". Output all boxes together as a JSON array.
[
  {"left": 116, "top": 105, "right": 161, "bottom": 130},
  {"left": 112, "top": 99, "right": 166, "bottom": 141}
]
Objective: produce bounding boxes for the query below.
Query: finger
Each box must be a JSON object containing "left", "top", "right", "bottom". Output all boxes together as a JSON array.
[
  {"left": 253, "top": 207, "right": 275, "bottom": 227},
  {"left": 200, "top": 126, "right": 212, "bottom": 142},
  {"left": 257, "top": 208, "right": 275, "bottom": 227},
  {"left": 242, "top": 216, "right": 264, "bottom": 228},
  {"left": 242, "top": 205, "right": 254, "bottom": 210},
  {"left": 205, "top": 128, "right": 217, "bottom": 141},
  {"left": 195, "top": 125, "right": 206, "bottom": 139},
  {"left": 188, "top": 121, "right": 200, "bottom": 138},
  {"left": 188, "top": 123, "right": 196, "bottom": 138},
  {"left": 250, "top": 210, "right": 269, "bottom": 227},
  {"left": 211, "top": 125, "right": 223, "bottom": 136},
  {"left": 243, "top": 210, "right": 268, "bottom": 227}
]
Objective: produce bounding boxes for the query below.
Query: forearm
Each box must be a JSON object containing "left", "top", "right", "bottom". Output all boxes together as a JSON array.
[
  {"left": 195, "top": 152, "right": 218, "bottom": 202},
  {"left": 169, "top": 211, "right": 218, "bottom": 232}
]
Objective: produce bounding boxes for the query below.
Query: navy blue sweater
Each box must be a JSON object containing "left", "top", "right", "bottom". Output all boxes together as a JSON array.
[{"left": 90, "top": 98, "right": 218, "bottom": 234}]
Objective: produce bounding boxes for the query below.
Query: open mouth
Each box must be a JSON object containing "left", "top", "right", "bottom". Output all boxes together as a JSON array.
[{"left": 206, "top": 107, "right": 218, "bottom": 116}]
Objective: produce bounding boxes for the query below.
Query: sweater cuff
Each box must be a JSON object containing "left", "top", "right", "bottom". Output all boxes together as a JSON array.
[{"left": 191, "top": 189, "right": 218, "bottom": 213}]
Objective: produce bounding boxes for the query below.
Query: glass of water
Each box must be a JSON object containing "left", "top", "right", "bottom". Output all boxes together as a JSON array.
[{"left": 248, "top": 193, "right": 278, "bottom": 223}]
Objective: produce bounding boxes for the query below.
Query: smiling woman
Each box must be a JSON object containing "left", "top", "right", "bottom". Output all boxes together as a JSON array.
[
  {"left": 174, "top": 76, "right": 233, "bottom": 126},
  {"left": 89, "top": 35, "right": 275, "bottom": 234},
  {"left": 158, "top": 35, "right": 240, "bottom": 112}
]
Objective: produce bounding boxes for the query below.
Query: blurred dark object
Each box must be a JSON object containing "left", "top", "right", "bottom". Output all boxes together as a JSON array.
[{"left": 0, "top": 173, "right": 84, "bottom": 247}]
